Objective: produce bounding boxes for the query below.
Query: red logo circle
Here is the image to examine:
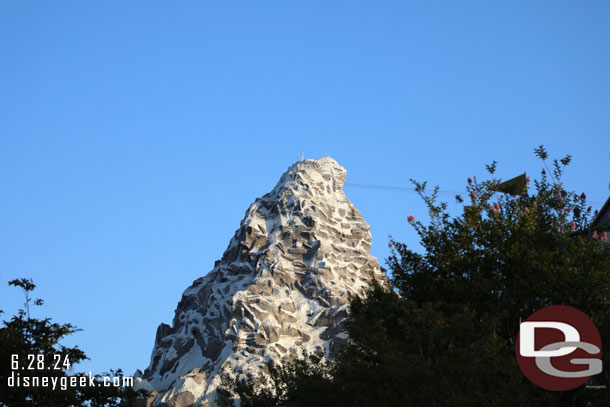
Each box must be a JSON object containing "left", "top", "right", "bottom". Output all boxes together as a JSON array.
[{"left": 515, "top": 305, "right": 602, "bottom": 391}]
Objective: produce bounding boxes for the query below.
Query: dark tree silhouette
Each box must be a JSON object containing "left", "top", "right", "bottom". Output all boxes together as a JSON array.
[{"left": 0, "top": 278, "right": 146, "bottom": 407}]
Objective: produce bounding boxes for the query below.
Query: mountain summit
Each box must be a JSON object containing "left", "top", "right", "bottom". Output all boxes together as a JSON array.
[{"left": 136, "top": 157, "right": 385, "bottom": 406}]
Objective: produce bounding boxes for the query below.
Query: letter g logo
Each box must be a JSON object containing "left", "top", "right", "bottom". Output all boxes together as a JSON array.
[{"left": 516, "top": 306, "right": 602, "bottom": 391}]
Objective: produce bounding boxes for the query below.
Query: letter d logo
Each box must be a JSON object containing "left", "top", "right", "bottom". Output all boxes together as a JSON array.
[{"left": 520, "top": 322, "right": 580, "bottom": 357}]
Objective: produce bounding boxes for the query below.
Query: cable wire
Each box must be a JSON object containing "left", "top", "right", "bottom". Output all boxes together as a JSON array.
[{"left": 344, "top": 182, "right": 606, "bottom": 206}]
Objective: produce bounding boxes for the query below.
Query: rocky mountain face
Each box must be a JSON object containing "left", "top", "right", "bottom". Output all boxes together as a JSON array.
[{"left": 135, "top": 157, "right": 386, "bottom": 406}]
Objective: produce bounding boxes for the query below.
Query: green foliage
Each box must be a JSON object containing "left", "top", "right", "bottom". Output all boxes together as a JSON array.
[
  {"left": 333, "top": 283, "right": 555, "bottom": 406},
  {"left": 228, "top": 353, "right": 336, "bottom": 407},
  {"left": 0, "top": 279, "right": 144, "bottom": 406},
  {"left": 234, "top": 146, "right": 610, "bottom": 406}
]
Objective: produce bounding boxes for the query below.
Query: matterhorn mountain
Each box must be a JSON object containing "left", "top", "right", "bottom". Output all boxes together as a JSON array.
[{"left": 135, "top": 157, "right": 386, "bottom": 407}]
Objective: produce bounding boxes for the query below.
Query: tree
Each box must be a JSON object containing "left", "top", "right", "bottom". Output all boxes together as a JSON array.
[
  {"left": 0, "top": 278, "right": 144, "bottom": 407},
  {"left": 234, "top": 146, "right": 610, "bottom": 406},
  {"left": 227, "top": 353, "right": 336, "bottom": 407}
]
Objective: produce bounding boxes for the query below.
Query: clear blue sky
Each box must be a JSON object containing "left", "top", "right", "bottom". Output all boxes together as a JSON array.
[{"left": 1, "top": 1, "right": 609, "bottom": 377}]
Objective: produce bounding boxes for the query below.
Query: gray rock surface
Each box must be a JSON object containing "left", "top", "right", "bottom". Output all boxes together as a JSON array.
[{"left": 135, "top": 157, "right": 386, "bottom": 406}]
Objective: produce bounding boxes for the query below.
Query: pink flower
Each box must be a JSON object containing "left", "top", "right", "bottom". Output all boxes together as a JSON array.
[
  {"left": 463, "top": 205, "right": 470, "bottom": 212},
  {"left": 407, "top": 215, "right": 415, "bottom": 223},
  {"left": 499, "top": 195, "right": 504, "bottom": 199},
  {"left": 570, "top": 222, "right": 576, "bottom": 231},
  {"left": 470, "top": 191, "right": 476, "bottom": 198},
  {"left": 388, "top": 242, "right": 393, "bottom": 248},
  {"left": 565, "top": 257, "right": 570, "bottom": 263},
  {"left": 587, "top": 206, "right": 592, "bottom": 212},
  {"left": 580, "top": 192, "right": 587, "bottom": 200},
  {"left": 602, "top": 232, "right": 608, "bottom": 242},
  {"left": 526, "top": 176, "right": 530, "bottom": 185},
  {"left": 468, "top": 177, "right": 473, "bottom": 184},
  {"left": 491, "top": 204, "right": 500, "bottom": 214},
  {"left": 533, "top": 201, "right": 538, "bottom": 207},
  {"left": 557, "top": 193, "right": 563, "bottom": 203},
  {"left": 565, "top": 207, "right": 572, "bottom": 213},
  {"left": 524, "top": 207, "right": 530, "bottom": 214},
  {"left": 592, "top": 230, "right": 598, "bottom": 239}
]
